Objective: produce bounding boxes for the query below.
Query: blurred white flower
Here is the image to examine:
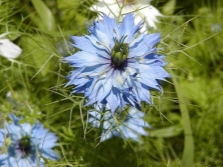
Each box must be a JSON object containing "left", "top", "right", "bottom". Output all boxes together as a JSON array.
[
  {"left": 211, "top": 23, "right": 222, "bottom": 33},
  {"left": 90, "top": 0, "right": 162, "bottom": 31},
  {"left": 0, "top": 39, "right": 22, "bottom": 59}
]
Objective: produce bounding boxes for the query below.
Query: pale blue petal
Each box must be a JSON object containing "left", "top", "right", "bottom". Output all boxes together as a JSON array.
[
  {"left": 20, "top": 123, "right": 32, "bottom": 135},
  {"left": 70, "top": 36, "right": 106, "bottom": 55},
  {"left": 143, "top": 33, "right": 161, "bottom": 48},
  {"left": 41, "top": 149, "right": 59, "bottom": 160},
  {"left": 119, "top": 14, "right": 136, "bottom": 42},
  {"left": 106, "top": 88, "right": 120, "bottom": 113},
  {"left": 120, "top": 126, "right": 139, "bottom": 140},
  {"left": 0, "top": 154, "right": 8, "bottom": 165},
  {"left": 100, "top": 131, "right": 113, "bottom": 142},
  {"left": 64, "top": 51, "right": 109, "bottom": 67},
  {"left": 94, "top": 29, "right": 112, "bottom": 49},
  {"left": 9, "top": 114, "right": 21, "bottom": 125},
  {"left": 40, "top": 133, "right": 58, "bottom": 149},
  {"left": 0, "top": 129, "right": 5, "bottom": 147},
  {"left": 129, "top": 33, "right": 144, "bottom": 49},
  {"left": 5, "top": 123, "right": 21, "bottom": 141},
  {"left": 100, "top": 13, "right": 119, "bottom": 44},
  {"left": 138, "top": 86, "right": 151, "bottom": 104}
]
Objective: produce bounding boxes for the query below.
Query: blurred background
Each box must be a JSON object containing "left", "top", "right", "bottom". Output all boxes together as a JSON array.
[{"left": 0, "top": 0, "right": 223, "bottom": 166}]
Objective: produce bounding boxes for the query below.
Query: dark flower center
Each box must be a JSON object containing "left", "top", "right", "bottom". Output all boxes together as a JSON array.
[
  {"left": 111, "top": 37, "right": 129, "bottom": 68},
  {"left": 19, "top": 135, "right": 31, "bottom": 155}
]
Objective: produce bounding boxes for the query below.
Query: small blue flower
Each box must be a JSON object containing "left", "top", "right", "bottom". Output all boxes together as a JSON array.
[
  {"left": 64, "top": 13, "right": 169, "bottom": 112},
  {"left": 88, "top": 107, "right": 150, "bottom": 142},
  {"left": 0, "top": 114, "right": 59, "bottom": 167}
]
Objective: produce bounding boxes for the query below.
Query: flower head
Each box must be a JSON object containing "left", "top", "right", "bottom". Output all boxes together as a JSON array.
[
  {"left": 0, "top": 39, "right": 22, "bottom": 59},
  {"left": 90, "top": 0, "right": 162, "bottom": 31},
  {"left": 64, "top": 13, "right": 169, "bottom": 112},
  {"left": 88, "top": 107, "right": 150, "bottom": 142},
  {"left": 0, "top": 114, "right": 59, "bottom": 167}
]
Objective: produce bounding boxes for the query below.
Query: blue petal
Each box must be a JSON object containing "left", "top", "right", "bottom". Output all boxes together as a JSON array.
[
  {"left": 0, "top": 154, "right": 8, "bottom": 165},
  {"left": 100, "top": 130, "right": 113, "bottom": 142},
  {"left": 143, "top": 33, "right": 161, "bottom": 48},
  {"left": 106, "top": 88, "right": 120, "bottom": 113},
  {"left": 85, "top": 35, "right": 110, "bottom": 52},
  {"left": 64, "top": 51, "right": 109, "bottom": 67},
  {"left": 9, "top": 114, "right": 21, "bottom": 125},
  {"left": 129, "top": 33, "right": 144, "bottom": 49},
  {"left": 41, "top": 149, "right": 59, "bottom": 160},
  {"left": 119, "top": 14, "right": 136, "bottom": 42},
  {"left": 120, "top": 126, "right": 139, "bottom": 141},
  {"left": 0, "top": 129, "right": 5, "bottom": 147},
  {"left": 20, "top": 123, "right": 32, "bottom": 135},
  {"left": 98, "top": 14, "right": 119, "bottom": 45},
  {"left": 138, "top": 85, "right": 151, "bottom": 103},
  {"left": 70, "top": 36, "right": 102, "bottom": 54},
  {"left": 5, "top": 123, "right": 21, "bottom": 141},
  {"left": 93, "top": 28, "right": 112, "bottom": 50}
]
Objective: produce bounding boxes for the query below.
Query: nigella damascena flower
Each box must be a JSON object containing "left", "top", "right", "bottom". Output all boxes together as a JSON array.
[
  {"left": 88, "top": 107, "right": 150, "bottom": 142},
  {"left": 0, "top": 38, "right": 22, "bottom": 59},
  {"left": 64, "top": 14, "right": 169, "bottom": 112},
  {"left": 90, "top": 0, "right": 162, "bottom": 31},
  {"left": 0, "top": 114, "right": 59, "bottom": 167}
]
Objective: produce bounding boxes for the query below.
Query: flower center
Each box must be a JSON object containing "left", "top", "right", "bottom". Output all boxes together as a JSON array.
[
  {"left": 18, "top": 136, "right": 31, "bottom": 155},
  {"left": 111, "top": 37, "right": 129, "bottom": 68}
]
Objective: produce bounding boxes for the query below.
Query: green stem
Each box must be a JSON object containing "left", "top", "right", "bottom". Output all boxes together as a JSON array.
[
  {"left": 170, "top": 69, "right": 194, "bottom": 166},
  {"left": 92, "top": 109, "right": 105, "bottom": 167}
]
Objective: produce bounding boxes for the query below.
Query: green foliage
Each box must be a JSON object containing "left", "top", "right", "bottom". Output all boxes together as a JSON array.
[{"left": 1, "top": 0, "right": 223, "bottom": 166}]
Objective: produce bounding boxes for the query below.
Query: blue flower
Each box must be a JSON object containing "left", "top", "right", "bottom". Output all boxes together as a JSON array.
[
  {"left": 88, "top": 107, "right": 150, "bottom": 142},
  {"left": 0, "top": 114, "right": 59, "bottom": 167},
  {"left": 64, "top": 13, "right": 169, "bottom": 112}
]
